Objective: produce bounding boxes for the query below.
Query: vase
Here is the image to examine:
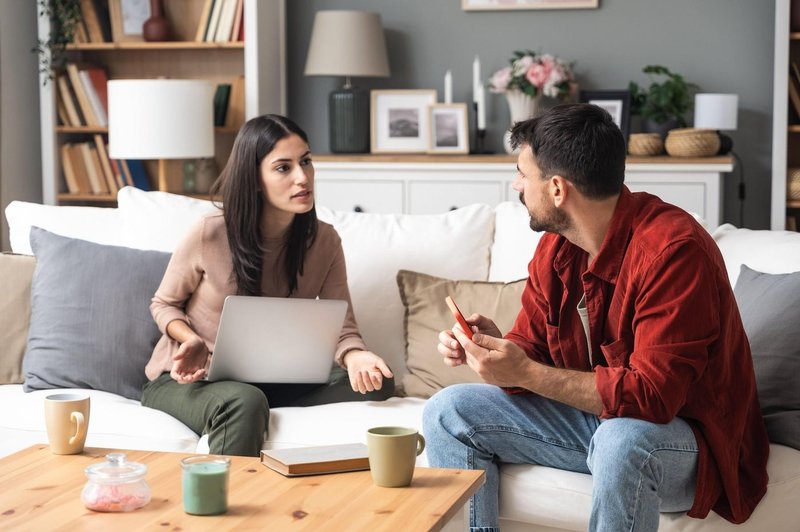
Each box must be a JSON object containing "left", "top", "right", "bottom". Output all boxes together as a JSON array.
[
  {"left": 143, "top": 0, "right": 171, "bottom": 42},
  {"left": 502, "top": 90, "right": 558, "bottom": 154}
]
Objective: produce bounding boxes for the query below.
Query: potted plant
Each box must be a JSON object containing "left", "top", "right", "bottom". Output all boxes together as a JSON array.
[
  {"left": 629, "top": 65, "right": 698, "bottom": 138},
  {"left": 33, "top": 0, "right": 82, "bottom": 84}
]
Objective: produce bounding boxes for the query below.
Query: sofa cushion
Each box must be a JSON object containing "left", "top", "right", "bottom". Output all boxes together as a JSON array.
[
  {"left": 0, "top": 254, "right": 36, "bottom": 384},
  {"left": 489, "top": 201, "right": 543, "bottom": 282},
  {"left": 117, "top": 186, "right": 219, "bottom": 251},
  {"left": 316, "top": 204, "right": 496, "bottom": 383},
  {"left": 734, "top": 265, "right": 800, "bottom": 450},
  {"left": 4, "top": 200, "right": 124, "bottom": 255},
  {"left": 23, "top": 228, "right": 170, "bottom": 400},
  {"left": 712, "top": 224, "right": 800, "bottom": 287},
  {"left": 397, "top": 270, "right": 525, "bottom": 398}
]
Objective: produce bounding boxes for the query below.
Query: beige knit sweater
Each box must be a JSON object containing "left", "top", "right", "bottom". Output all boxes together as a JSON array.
[{"left": 145, "top": 212, "right": 366, "bottom": 381}]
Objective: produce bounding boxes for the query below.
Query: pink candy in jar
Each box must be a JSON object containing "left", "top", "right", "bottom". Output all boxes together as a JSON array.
[{"left": 82, "top": 453, "right": 151, "bottom": 512}]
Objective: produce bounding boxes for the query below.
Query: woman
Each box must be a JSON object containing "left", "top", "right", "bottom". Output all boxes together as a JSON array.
[{"left": 141, "top": 114, "right": 394, "bottom": 456}]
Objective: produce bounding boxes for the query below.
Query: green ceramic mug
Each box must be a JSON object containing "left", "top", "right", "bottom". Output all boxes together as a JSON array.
[{"left": 366, "top": 426, "right": 426, "bottom": 487}]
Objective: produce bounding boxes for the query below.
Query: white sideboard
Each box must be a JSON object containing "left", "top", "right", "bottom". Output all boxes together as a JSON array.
[{"left": 313, "top": 155, "right": 733, "bottom": 230}]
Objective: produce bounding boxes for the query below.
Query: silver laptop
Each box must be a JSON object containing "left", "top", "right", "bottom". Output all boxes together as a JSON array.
[{"left": 206, "top": 295, "right": 347, "bottom": 383}]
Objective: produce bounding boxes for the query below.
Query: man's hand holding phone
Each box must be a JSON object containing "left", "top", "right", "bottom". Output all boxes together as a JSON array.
[{"left": 439, "top": 296, "right": 502, "bottom": 367}]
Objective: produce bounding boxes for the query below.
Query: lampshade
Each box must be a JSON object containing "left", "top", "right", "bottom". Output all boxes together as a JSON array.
[
  {"left": 108, "top": 79, "right": 215, "bottom": 159},
  {"left": 694, "top": 93, "right": 738, "bottom": 131},
  {"left": 304, "top": 11, "right": 390, "bottom": 78}
]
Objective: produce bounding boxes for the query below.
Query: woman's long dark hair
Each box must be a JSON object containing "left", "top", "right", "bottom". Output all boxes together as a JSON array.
[{"left": 210, "top": 114, "right": 317, "bottom": 296}]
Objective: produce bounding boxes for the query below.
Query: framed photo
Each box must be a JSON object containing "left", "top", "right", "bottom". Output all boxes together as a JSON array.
[
  {"left": 462, "top": 0, "right": 599, "bottom": 11},
  {"left": 108, "top": 0, "right": 150, "bottom": 42},
  {"left": 428, "top": 104, "right": 469, "bottom": 154},
  {"left": 371, "top": 90, "right": 438, "bottom": 154},
  {"left": 580, "top": 90, "right": 632, "bottom": 142}
]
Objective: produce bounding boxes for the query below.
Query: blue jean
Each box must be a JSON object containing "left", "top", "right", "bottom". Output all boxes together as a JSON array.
[{"left": 423, "top": 384, "right": 698, "bottom": 532}]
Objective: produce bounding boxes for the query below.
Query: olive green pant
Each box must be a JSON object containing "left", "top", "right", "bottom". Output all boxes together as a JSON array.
[{"left": 141, "top": 367, "right": 395, "bottom": 457}]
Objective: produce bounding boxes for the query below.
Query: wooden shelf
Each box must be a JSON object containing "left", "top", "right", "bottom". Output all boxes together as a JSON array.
[
  {"left": 56, "top": 126, "right": 240, "bottom": 134},
  {"left": 788, "top": 201, "right": 800, "bottom": 209},
  {"left": 789, "top": 125, "right": 800, "bottom": 133},
  {"left": 57, "top": 193, "right": 117, "bottom": 203},
  {"left": 65, "top": 41, "right": 244, "bottom": 51},
  {"left": 791, "top": 32, "right": 800, "bottom": 39}
]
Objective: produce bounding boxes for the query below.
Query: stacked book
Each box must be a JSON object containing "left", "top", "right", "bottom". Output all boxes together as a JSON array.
[
  {"left": 60, "top": 137, "right": 150, "bottom": 195},
  {"left": 213, "top": 76, "right": 245, "bottom": 128},
  {"left": 57, "top": 63, "right": 108, "bottom": 128},
  {"left": 195, "top": 0, "right": 245, "bottom": 43}
]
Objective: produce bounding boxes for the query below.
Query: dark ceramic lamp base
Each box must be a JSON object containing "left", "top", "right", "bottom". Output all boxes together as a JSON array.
[{"left": 329, "top": 86, "right": 370, "bottom": 153}]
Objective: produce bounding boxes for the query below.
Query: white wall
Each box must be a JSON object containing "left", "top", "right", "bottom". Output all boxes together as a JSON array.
[{"left": 0, "top": 1, "right": 42, "bottom": 251}]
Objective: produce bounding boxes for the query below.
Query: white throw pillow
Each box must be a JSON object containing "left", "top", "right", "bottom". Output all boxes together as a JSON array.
[
  {"left": 489, "top": 201, "right": 543, "bottom": 282},
  {"left": 316, "top": 204, "right": 495, "bottom": 381},
  {"left": 712, "top": 223, "right": 800, "bottom": 286},
  {"left": 116, "top": 187, "right": 219, "bottom": 252},
  {"left": 5, "top": 201, "right": 124, "bottom": 255}
]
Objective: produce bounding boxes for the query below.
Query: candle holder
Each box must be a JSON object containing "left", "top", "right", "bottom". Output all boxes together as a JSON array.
[{"left": 471, "top": 102, "right": 494, "bottom": 154}]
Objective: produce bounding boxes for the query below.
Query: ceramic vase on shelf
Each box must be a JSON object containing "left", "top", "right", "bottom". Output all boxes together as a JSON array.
[{"left": 502, "top": 90, "right": 558, "bottom": 154}]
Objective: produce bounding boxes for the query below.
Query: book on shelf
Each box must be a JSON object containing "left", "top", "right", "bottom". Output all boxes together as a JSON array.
[
  {"left": 93, "top": 135, "right": 118, "bottom": 192},
  {"left": 84, "top": 68, "right": 109, "bottom": 119},
  {"left": 57, "top": 75, "right": 83, "bottom": 127},
  {"left": 66, "top": 144, "right": 93, "bottom": 194},
  {"left": 214, "top": 83, "right": 232, "bottom": 126},
  {"left": 789, "top": 77, "right": 800, "bottom": 121},
  {"left": 195, "top": 0, "right": 215, "bottom": 41},
  {"left": 231, "top": 0, "right": 244, "bottom": 42},
  {"left": 79, "top": 70, "right": 108, "bottom": 126},
  {"left": 224, "top": 76, "right": 245, "bottom": 128},
  {"left": 66, "top": 63, "right": 100, "bottom": 126},
  {"left": 125, "top": 159, "right": 151, "bottom": 191},
  {"left": 205, "top": 0, "right": 225, "bottom": 42},
  {"left": 55, "top": 88, "right": 71, "bottom": 126},
  {"left": 79, "top": 0, "right": 106, "bottom": 42},
  {"left": 60, "top": 144, "right": 81, "bottom": 194},
  {"left": 260, "top": 443, "right": 370, "bottom": 477},
  {"left": 215, "top": 0, "right": 238, "bottom": 42},
  {"left": 82, "top": 143, "right": 110, "bottom": 194}
]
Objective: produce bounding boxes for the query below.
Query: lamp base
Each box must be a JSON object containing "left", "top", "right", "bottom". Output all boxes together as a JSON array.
[
  {"left": 717, "top": 132, "right": 734, "bottom": 155},
  {"left": 329, "top": 86, "right": 370, "bottom": 153}
]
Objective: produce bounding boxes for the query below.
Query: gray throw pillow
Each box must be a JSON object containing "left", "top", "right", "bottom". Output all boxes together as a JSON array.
[
  {"left": 734, "top": 265, "right": 800, "bottom": 450},
  {"left": 23, "top": 227, "right": 170, "bottom": 400}
]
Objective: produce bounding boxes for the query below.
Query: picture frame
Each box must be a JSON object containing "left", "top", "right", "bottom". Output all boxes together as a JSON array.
[
  {"left": 579, "top": 90, "right": 632, "bottom": 142},
  {"left": 462, "top": 0, "right": 599, "bottom": 11},
  {"left": 428, "top": 104, "right": 469, "bottom": 154},
  {"left": 371, "top": 90, "right": 438, "bottom": 154},
  {"left": 108, "top": 0, "right": 150, "bottom": 43}
]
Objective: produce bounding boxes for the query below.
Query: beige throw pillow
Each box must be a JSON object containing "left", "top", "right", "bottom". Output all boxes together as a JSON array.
[
  {"left": 0, "top": 253, "right": 36, "bottom": 384},
  {"left": 397, "top": 270, "right": 526, "bottom": 398}
]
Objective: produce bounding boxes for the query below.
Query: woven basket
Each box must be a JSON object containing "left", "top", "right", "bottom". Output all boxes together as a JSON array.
[
  {"left": 788, "top": 168, "right": 800, "bottom": 200},
  {"left": 664, "top": 128, "right": 720, "bottom": 157},
  {"left": 628, "top": 133, "right": 663, "bottom": 156}
]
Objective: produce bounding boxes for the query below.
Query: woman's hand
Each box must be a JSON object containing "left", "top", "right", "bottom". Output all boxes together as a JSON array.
[
  {"left": 343, "top": 350, "right": 393, "bottom": 394},
  {"left": 170, "top": 335, "right": 210, "bottom": 384}
]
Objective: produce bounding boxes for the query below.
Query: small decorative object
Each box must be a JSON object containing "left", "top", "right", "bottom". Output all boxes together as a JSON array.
[
  {"left": 788, "top": 168, "right": 800, "bottom": 200},
  {"left": 82, "top": 453, "right": 151, "bottom": 512},
  {"left": 627, "top": 133, "right": 663, "bottom": 156},
  {"left": 489, "top": 50, "right": 576, "bottom": 153},
  {"left": 428, "top": 104, "right": 469, "bottom": 154},
  {"left": 629, "top": 65, "right": 698, "bottom": 139},
  {"left": 182, "top": 160, "right": 197, "bottom": 194},
  {"left": 181, "top": 455, "right": 231, "bottom": 516},
  {"left": 462, "top": 0, "right": 599, "bottom": 11},
  {"left": 580, "top": 90, "right": 632, "bottom": 143},
  {"left": 109, "top": 0, "right": 150, "bottom": 42},
  {"left": 142, "top": 0, "right": 170, "bottom": 41},
  {"left": 195, "top": 157, "right": 218, "bottom": 193},
  {"left": 664, "top": 128, "right": 720, "bottom": 157},
  {"left": 370, "top": 89, "right": 437, "bottom": 153}
]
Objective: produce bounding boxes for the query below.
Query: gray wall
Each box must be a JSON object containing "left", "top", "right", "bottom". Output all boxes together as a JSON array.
[
  {"left": 0, "top": 1, "right": 42, "bottom": 251},
  {"left": 287, "top": 0, "right": 775, "bottom": 229}
]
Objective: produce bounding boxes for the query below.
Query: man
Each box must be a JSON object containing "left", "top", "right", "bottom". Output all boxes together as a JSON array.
[{"left": 423, "top": 104, "right": 769, "bottom": 531}]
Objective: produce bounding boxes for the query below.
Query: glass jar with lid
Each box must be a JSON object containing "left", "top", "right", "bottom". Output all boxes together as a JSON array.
[{"left": 81, "top": 453, "right": 152, "bottom": 512}]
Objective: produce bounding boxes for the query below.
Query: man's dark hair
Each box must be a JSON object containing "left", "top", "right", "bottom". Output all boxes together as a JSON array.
[{"left": 509, "top": 103, "right": 626, "bottom": 198}]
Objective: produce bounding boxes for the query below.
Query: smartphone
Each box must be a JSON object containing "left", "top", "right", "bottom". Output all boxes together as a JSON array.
[{"left": 445, "top": 295, "right": 473, "bottom": 340}]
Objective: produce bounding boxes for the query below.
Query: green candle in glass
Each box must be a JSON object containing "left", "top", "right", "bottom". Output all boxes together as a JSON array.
[{"left": 181, "top": 455, "right": 231, "bottom": 515}]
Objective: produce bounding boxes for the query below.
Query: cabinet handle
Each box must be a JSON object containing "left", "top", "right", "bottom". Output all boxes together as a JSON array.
[
  {"left": 449, "top": 206, "right": 458, "bottom": 211},
  {"left": 353, "top": 205, "right": 364, "bottom": 213}
]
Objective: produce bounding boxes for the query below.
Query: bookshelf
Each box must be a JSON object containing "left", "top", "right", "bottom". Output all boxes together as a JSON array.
[
  {"left": 38, "top": 0, "right": 286, "bottom": 206},
  {"left": 772, "top": 0, "right": 799, "bottom": 230}
]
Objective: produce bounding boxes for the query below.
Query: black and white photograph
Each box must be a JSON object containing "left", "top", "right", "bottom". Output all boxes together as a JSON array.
[
  {"left": 428, "top": 104, "right": 469, "bottom": 154},
  {"left": 371, "top": 90, "right": 437, "bottom": 153}
]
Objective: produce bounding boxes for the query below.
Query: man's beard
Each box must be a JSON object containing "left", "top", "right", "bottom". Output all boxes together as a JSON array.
[{"left": 519, "top": 192, "right": 570, "bottom": 233}]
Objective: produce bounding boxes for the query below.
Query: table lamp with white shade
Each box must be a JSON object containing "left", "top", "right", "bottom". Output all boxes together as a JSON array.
[
  {"left": 694, "top": 93, "right": 738, "bottom": 155},
  {"left": 108, "top": 79, "right": 215, "bottom": 192},
  {"left": 304, "top": 10, "right": 390, "bottom": 153}
]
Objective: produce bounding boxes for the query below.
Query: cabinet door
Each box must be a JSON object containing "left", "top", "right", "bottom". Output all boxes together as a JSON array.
[
  {"left": 408, "top": 181, "right": 505, "bottom": 214},
  {"left": 315, "top": 180, "right": 404, "bottom": 214},
  {"left": 626, "top": 171, "right": 716, "bottom": 226}
]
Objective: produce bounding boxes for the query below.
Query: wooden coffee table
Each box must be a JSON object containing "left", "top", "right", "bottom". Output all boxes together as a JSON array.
[{"left": 0, "top": 445, "right": 484, "bottom": 530}]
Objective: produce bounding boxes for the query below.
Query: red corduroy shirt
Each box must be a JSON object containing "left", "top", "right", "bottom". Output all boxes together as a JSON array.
[{"left": 505, "top": 187, "right": 769, "bottom": 523}]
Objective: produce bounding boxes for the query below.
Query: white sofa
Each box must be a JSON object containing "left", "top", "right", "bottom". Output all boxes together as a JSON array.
[{"left": 2, "top": 187, "right": 799, "bottom": 531}]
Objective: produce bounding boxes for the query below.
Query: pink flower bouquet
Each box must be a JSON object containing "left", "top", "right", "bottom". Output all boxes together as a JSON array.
[{"left": 489, "top": 50, "right": 575, "bottom": 100}]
